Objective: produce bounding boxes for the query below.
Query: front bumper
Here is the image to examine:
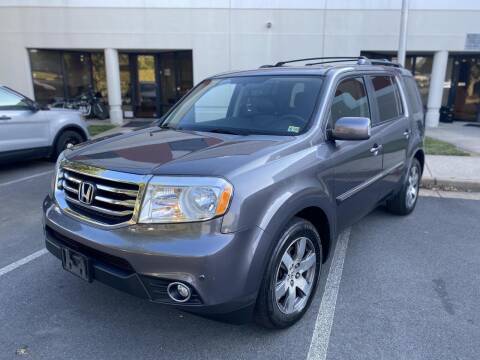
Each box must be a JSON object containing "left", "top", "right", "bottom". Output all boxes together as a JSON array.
[{"left": 43, "top": 195, "right": 265, "bottom": 315}]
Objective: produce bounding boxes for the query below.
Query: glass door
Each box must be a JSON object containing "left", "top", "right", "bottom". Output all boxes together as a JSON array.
[
  {"left": 157, "top": 51, "right": 193, "bottom": 115},
  {"left": 449, "top": 56, "right": 480, "bottom": 122},
  {"left": 135, "top": 55, "right": 158, "bottom": 117}
]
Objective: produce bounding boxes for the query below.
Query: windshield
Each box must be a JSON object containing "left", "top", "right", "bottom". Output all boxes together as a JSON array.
[{"left": 161, "top": 76, "right": 323, "bottom": 136}]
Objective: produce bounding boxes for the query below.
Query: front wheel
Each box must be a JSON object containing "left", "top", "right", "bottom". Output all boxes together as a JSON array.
[
  {"left": 51, "top": 130, "right": 84, "bottom": 159},
  {"left": 255, "top": 217, "right": 322, "bottom": 329},
  {"left": 386, "top": 158, "right": 421, "bottom": 215}
]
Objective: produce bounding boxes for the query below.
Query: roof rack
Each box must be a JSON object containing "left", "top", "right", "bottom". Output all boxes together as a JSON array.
[{"left": 265, "top": 56, "right": 401, "bottom": 68}]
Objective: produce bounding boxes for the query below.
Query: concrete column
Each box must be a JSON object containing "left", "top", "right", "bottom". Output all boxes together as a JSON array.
[
  {"left": 425, "top": 50, "right": 449, "bottom": 128},
  {"left": 104, "top": 48, "right": 123, "bottom": 125}
]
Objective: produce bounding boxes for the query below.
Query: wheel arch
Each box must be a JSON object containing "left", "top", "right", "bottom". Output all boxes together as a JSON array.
[
  {"left": 413, "top": 148, "right": 425, "bottom": 175},
  {"left": 294, "top": 206, "right": 331, "bottom": 262},
  {"left": 260, "top": 194, "right": 335, "bottom": 265},
  {"left": 51, "top": 125, "right": 88, "bottom": 150}
]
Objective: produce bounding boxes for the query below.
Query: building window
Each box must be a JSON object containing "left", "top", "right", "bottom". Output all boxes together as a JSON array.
[
  {"left": 30, "top": 50, "right": 65, "bottom": 105},
  {"left": 29, "top": 49, "right": 107, "bottom": 106},
  {"left": 412, "top": 56, "right": 433, "bottom": 107}
]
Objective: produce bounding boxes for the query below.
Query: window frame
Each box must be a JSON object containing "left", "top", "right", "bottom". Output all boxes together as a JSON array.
[
  {"left": 326, "top": 74, "right": 373, "bottom": 130},
  {"left": 366, "top": 73, "right": 408, "bottom": 126}
]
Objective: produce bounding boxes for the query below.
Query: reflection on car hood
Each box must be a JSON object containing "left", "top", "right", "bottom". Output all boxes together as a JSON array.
[{"left": 66, "top": 127, "right": 288, "bottom": 176}]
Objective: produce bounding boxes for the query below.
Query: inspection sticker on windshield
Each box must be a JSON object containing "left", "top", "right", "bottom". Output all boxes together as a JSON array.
[{"left": 287, "top": 126, "right": 300, "bottom": 133}]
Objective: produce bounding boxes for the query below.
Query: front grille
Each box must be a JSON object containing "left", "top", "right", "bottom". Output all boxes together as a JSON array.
[{"left": 61, "top": 167, "right": 140, "bottom": 225}]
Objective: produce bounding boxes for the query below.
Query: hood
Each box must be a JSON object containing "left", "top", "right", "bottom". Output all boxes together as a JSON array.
[{"left": 66, "top": 127, "right": 288, "bottom": 176}]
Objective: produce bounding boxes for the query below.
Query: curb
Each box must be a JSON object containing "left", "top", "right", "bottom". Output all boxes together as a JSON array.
[{"left": 421, "top": 177, "right": 480, "bottom": 193}]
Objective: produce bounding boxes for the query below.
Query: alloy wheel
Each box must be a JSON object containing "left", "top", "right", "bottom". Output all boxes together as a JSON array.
[
  {"left": 406, "top": 164, "right": 419, "bottom": 209},
  {"left": 274, "top": 237, "right": 317, "bottom": 315}
]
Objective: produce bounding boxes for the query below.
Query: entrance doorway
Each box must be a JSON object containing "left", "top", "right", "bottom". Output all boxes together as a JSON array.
[
  {"left": 445, "top": 56, "right": 480, "bottom": 122},
  {"left": 120, "top": 51, "right": 193, "bottom": 118}
]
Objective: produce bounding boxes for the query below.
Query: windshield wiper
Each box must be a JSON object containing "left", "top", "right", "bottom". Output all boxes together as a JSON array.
[{"left": 206, "top": 128, "right": 251, "bottom": 136}]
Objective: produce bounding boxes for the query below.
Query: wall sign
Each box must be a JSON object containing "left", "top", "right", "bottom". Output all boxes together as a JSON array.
[{"left": 465, "top": 34, "right": 480, "bottom": 51}]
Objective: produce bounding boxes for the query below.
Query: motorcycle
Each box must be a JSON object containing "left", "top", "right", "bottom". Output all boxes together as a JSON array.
[{"left": 50, "top": 88, "right": 109, "bottom": 120}]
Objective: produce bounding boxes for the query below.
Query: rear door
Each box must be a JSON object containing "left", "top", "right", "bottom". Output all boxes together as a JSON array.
[
  {"left": 366, "top": 75, "right": 410, "bottom": 198},
  {"left": 0, "top": 87, "right": 50, "bottom": 153},
  {"left": 329, "top": 76, "right": 384, "bottom": 230}
]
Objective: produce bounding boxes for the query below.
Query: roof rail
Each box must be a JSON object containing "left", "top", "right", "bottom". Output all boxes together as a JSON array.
[
  {"left": 368, "top": 59, "right": 401, "bottom": 68},
  {"left": 262, "top": 56, "right": 402, "bottom": 68},
  {"left": 274, "top": 57, "right": 362, "bottom": 67}
]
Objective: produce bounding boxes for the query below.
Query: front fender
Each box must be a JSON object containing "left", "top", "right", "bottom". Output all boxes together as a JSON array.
[
  {"left": 238, "top": 190, "right": 336, "bottom": 301},
  {"left": 48, "top": 110, "right": 89, "bottom": 141}
]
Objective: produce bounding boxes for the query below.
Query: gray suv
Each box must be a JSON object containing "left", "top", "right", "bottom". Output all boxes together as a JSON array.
[{"left": 43, "top": 57, "right": 425, "bottom": 328}]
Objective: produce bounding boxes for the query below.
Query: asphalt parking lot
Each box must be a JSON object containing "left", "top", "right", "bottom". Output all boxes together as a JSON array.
[{"left": 1, "top": 160, "right": 480, "bottom": 360}]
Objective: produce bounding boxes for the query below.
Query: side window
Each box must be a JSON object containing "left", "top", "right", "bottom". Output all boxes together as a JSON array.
[
  {"left": 370, "top": 76, "right": 403, "bottom": 122},
  {"left": 403, "top": 76, "right": 423, "bottom": 114},
  {"left": 0, "top": 88, "right": 30, "bottom": 110},
  {"left": 330, "top": 77, "right": 370, "bottom": 124}
]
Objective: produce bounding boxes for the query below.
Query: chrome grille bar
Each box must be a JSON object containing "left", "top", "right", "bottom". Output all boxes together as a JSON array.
[
  {"left": 55, "top": 162, "right": 147, "bottom": 227},
  {"left": 65, "top": 196, "right": 134, "bottom": 217},
  {"left": 95, "top": 195, "right": 136, "bottom": 208},
  {"left": 96, "top": 183, "right": 138, "bottom": 197}
]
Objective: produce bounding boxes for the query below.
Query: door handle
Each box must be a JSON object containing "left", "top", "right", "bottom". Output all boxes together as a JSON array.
[
  {"left": 370, "top": 144, "right": 383, "bottom": 156},
  {"left": 0, "top": 115, "right": 11, "bottom": 120},
  {"left": 403, "top": 129, "right": 411, "bottom": 139}
]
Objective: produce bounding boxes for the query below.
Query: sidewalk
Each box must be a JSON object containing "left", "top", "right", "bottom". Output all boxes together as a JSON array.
[{"left": 422, "top": 155, "right": 480, "bottom": 192}]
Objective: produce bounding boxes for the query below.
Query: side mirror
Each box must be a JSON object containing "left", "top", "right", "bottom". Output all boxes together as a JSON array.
[
  {"left": 28, "top": 100, "right": 40, "bottom": 112},
  {"left": 331, "top": 117, "right": 371, "bottom": 141}
]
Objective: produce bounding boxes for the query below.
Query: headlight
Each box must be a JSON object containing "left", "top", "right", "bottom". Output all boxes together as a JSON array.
[
  {"left": 138, "top": 177, "right": 233, "bottom": 223},
  {"left": 51, "top": 151, "right": 65, "bottom": 196}
]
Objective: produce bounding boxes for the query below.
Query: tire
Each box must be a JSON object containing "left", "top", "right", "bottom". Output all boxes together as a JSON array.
[
  {"left": 386, "top": 158, "right": 421, "bottom": 215},
  {"left": 93, "top": 103, "right": 109, "bottom": 120},
  {"left": 51, "top": 130, "right": 84, "bottom": 159},
  {"left": 255, "top": 217, "right": 322, "bottom": 329}
]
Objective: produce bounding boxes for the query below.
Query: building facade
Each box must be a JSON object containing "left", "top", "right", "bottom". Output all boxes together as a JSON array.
[{"left": 1, "top": 0, "right": 480, "bottom": 126}]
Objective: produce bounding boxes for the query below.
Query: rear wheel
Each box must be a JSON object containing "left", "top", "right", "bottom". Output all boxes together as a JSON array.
[
  {"left": 255, "top": 217, "right": 322, "bottom": 329},
  {"left": 386, "top": 158, "right": 421, "bottom": 215},
  {"left": 93, "top": 103, "right": 109, "bottom": 120},
  {"left": 51, "top": 130, "right": 84, "bottom": 159}
]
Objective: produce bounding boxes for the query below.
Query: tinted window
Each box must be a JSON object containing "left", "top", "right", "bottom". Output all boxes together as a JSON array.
[
  {"left": 370, "top": 76, "right": 403, "bottom": 122},
  {"left": 162, "top": 76, "right": 323, "bottom": 136},
  {"left": 403, "top": 76, "right": 423, "bottom": 114},
  {"left": 330, "top": 77, "right": 370, "bottom": 124},
  {"left": 0, "top": 88, "right": 30, "bottom": 110}
]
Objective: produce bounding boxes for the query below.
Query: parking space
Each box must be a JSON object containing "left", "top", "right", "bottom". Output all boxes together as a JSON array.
[{"left": 1, "top": 163, "right": 479, "bottom": 359}]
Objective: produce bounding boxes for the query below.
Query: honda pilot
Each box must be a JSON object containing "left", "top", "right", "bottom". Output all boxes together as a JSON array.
[{"left": 43, "top": 57, "right": 425, "bottom": 328}]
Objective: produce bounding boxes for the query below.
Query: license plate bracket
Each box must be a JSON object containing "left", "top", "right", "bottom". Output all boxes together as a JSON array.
[{"left": 61, "top": 247, "right": 92, "bottom": 282}]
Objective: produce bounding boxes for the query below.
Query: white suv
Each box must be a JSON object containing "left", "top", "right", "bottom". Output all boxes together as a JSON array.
[{"left": 0, "top": 85, "right": 89, "bottom": 163}]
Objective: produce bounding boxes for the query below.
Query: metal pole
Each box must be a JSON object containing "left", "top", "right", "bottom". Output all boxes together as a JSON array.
[{"left": 398, "top": 0, "right": 409, "bottom": 66}]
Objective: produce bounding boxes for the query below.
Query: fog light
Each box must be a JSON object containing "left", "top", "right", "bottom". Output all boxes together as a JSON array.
[
  {"left": 177, "top": 284, "right": 189, "bottom": 298},
  {"left": 167, "top": 282, "right": 191, "bottom": 303}
]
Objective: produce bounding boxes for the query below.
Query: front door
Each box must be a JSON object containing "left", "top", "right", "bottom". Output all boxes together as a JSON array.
[
  {"left": 135, "top": 55, "right": 158, "bottom": 118},
  {"left": 329, "top": 77, "right": 384, "bottom": 230},
  {"left": 130, "top": 51, "right": 194, "bottom": 118},
  {"left": 0, "top": 87, "right": 50, "bottom": 153},
  {"left": 448, "top": 56, "right": 480, "bottom": 122}
]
